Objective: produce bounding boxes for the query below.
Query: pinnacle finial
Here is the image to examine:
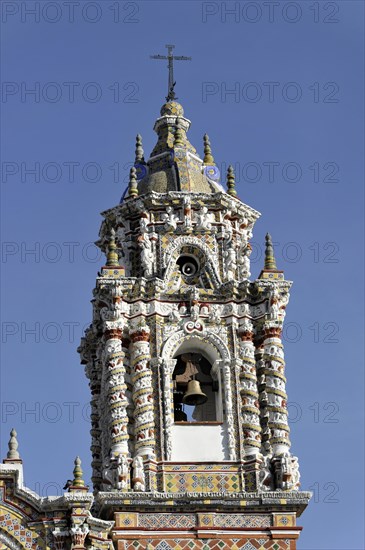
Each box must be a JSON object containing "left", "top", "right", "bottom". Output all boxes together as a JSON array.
[
  {"left": 203, "top": 134, "right": 215, "bottom": 165},
  {"left": 7, "top": 428, "right": 20, "bottom": 460},
  {"left": 135, "top": 134, "right": 145, "bottom": 165},
  {"left": 128, "top": 166, "right": 139, "bottom": 198},
  {"left": 174, "top": 117, "right": 184, "bottom": 146},
  {"left": 72, "top": 456, "right": 85, "bottom": 488},
  {"left": 226, "top": 165, "right": 237, "bottom": 197},
  {"left": 106, "top": 228, "right": 119, "bottom": 267},
  {"left": 264, "top": 233, "right": 277, "bottom": 270}
]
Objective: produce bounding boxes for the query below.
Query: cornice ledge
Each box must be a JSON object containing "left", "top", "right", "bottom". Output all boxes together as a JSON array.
[
  {"left": 87, "top": 516, "right": 114, "bottom": 531},
  {"left": 95, "top": 490, "right": 311, "bottom": 505},
  {"left": 39, "top": 492, "right": 94, "bottom": 511},
  {"left": 254, "top": 280, "right": 293, "bottom": 289},
  {"left": 1, "top": 466, "right": 93, "bottom": 511},
  {"left": 100, "top": 191, "right": 261, "bottom": 221},
  {"left": 62, "top": 492, "right": 94, "bottom": 505}
]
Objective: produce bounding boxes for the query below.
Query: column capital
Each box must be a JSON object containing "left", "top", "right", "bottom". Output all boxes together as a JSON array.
[
  {"left": 263, "top": 325, "right": 282, "bottom": 339},
  {"left": 130, "top": 327, "right": 150, "bottom": 343},
  {"left": 104, "top": 328, "right": 123, "bottom": 340},
  {"left": 238, "top": 330, "right": 254, "bottom": 341}
]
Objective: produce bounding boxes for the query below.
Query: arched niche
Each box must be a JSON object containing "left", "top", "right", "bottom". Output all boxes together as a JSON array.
[
  {"left": 162, "top": 237, "right": 221, "bottom": 290},
  {"left": 161, "top": 331, "right": 236, "bottom": 462}
]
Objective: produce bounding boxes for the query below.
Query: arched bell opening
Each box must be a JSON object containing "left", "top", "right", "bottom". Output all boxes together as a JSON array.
[
  {"left": 163, "top": 332, "right": 232, "bottom": 461},
  {"left": 172, "top": 352, "right": 219, "bottom": 423}
]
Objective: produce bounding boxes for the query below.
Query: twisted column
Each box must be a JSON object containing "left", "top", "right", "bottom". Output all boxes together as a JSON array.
[
  {"left": 255, "top": 345, "right": 271, "bottom": 456},
  {"left": 238, "top": 326, "right": 261, "bottom": 456},
  {"left": 121, "top": 337, "right": 133, "bottom": 456},
  {"left": 104, "top": 328, "right": 129, "bottom": 457},
  {"left": 84, "top": 348, "right": 103, "bottom": 490},
  {"left": 89, "top": 376, "right": 102, "bottom": 490},
  {"left": 130, "top": 327, "right": 155, "bottom": 458},
  {"left": 263, "top": 325, "right": 290, "bottom": 456}
]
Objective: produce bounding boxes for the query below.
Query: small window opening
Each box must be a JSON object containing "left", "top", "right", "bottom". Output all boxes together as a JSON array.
[{"left": 176, "top": 255, "right": 200, "bottom": 284}]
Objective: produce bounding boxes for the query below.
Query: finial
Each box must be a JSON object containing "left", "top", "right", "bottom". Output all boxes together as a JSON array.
[
  {"left": 72, "top": 456, "right": 86, "bottom": 488},
  {"left": 106, "top": 228, "right": 119, "bottom": 267},
  {"left": 264, "top": 233, "right": 277, "bottom": 270},
  {"left": 128, "top": 166, "right": 139, "bottom": 198},
  {"left": 203, "top": 134, "right": 215, "bottom": 165},
  {"left": 226, "top": 165, "right": 237, "bottom": 197},
  {"left": 174, "top": 117, "right": 184, "bottom": 146},
  {"left": 135, "top": 134, "right": 145, "bottom": 165},
  {"left": 7, "top": 428, "right": 20, "bottom": 460}
]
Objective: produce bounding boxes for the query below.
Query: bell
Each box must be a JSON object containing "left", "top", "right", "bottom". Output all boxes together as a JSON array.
[
  {"left": 174, "top": 404, "right": 187, "bottom": 422},
  {"left": 182, "top": 380, "right": 208, "bottom": 406}
]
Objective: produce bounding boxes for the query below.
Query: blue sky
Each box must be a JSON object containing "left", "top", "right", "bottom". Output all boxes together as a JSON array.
[{"left": 1, "top": 1, "right": 364, "bottom": 549}]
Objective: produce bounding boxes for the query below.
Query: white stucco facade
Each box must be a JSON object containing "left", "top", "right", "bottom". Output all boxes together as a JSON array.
[{"left": 171, "top": 423, "right": 229, "bottom": 461}]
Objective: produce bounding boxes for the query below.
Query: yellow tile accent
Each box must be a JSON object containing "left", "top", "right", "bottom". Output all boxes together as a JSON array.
[
  {"left": 198, "top": 513, "right": 214, "bottom": 527},
  {"left": 274, "top": 513, "right": 295, "bottom": 527},
  {"left": 164, "top": 465, "right": 241, "bottom": 493},
  {"left": 115, "top": 513, "right": 138, "bottom": 528}
]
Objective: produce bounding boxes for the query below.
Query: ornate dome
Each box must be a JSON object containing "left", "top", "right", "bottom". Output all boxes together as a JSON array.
[
  {"left": 160, "top": 100, "right": 184, "bottom": 117},
  {"left": 133, "top": 101, "right": 224, "bottom": 195}
]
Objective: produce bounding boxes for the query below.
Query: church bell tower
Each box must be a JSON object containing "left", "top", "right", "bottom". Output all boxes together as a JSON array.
[{"left": 78, "top": 50, "right": 311, "bottom": 550}]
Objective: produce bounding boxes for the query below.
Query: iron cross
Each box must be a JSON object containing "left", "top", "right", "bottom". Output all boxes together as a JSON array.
[{"left": 150, "top": 44, "right": 191, "bottom": 101}]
